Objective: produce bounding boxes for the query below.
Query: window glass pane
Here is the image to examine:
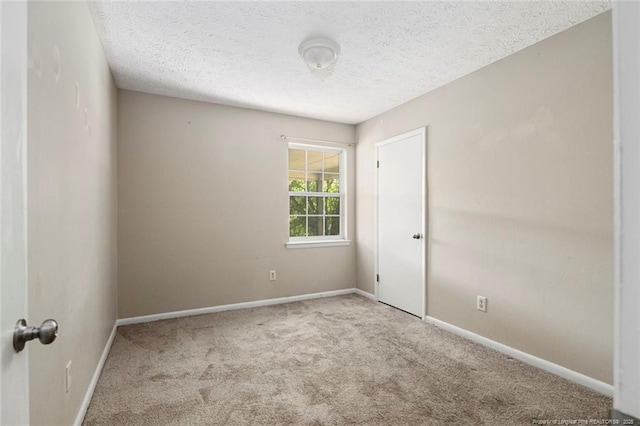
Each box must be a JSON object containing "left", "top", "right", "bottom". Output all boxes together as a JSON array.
[
  {"left": 324, "top": 173, "right": 339, "bottom": 193},
  {"left": 288, "top": 145, "right": 344, "bottom": 241},
  {"left": 289, "top": 216, "right": 306, "bottom": 237},
  {"left": 308, "top": 151, "right": 323, "bottom": 172},
  {"left": 308, "top": 216, "right": 322, "bottom": 237},
  {"left": 325, "top": 197, "right": 340, "bottom": 215},
  {"left": 325, "top": 216, "right": 340, "bottom": 236},
  {"left": 288, "top": 170, "right": 305, "bottom": 192},
  {"left": 288, "top": 149, "right": 305, "bottom": 171},
  {"left": 306, "top": 171, "right": 322, "bottom": 192},
  {"left": 325, "top": 152, "right": 340, "bottom": 173},
  {"left": 289, "top": 196, "right": 306, "bottom": 215},
  {"left": 308, "top": 197, "right": 323, "bottom": 215}
]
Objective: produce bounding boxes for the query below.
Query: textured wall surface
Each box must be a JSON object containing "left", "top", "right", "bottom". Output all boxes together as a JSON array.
[
  {"left": 27, "top": 2, "right": 118, "bottom": 425},
  {"left": 356, "top": 12, "right": 613, "bottom": 384},
  {"left": 118, "top": 90, "right": 355, "bottom": 318},
  {"left": 89, "top": 1, "right": 609, "bottom": 124}
]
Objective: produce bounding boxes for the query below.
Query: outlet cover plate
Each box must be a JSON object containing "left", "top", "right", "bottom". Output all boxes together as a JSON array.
[
  {"left": 477, "top": 296, "right": 487, "bottom": 312},
  {"left": 65, "top": 360, "right": 72, "bottom": 393}
]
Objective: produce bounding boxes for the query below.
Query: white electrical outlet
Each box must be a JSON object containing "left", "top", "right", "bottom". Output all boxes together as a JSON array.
[
  {"left": 269, "top": 270, "right": 276, "bottom": 281},
  {"left": 477, "top": 296, "right": 487, "bottom": 312},
  {"left": 65, "top": 361, "right": 72, "bottom": 393}
]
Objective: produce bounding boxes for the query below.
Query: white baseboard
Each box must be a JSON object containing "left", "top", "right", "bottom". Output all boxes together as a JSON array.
[
  {"left": 73, "top": 321, "right": 118, "bottom": 426},
  {"left": 424, "top": 316, "right": 613, "bottom": 397},
  {"left": 117, "top": 288, "right": 356, "bottom": 326},
  {"left": 354, "top": 288, "right": 377, "bottom": 301}
]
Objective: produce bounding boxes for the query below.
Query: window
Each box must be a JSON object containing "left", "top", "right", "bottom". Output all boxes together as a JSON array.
[{"left": 288, "top": 143, "right": 346, "bottom": 244}]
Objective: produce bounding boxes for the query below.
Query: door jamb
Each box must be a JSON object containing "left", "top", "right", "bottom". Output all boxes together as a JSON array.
[{"left": 374, "top": 127, "right": 427, "bottom": 320}]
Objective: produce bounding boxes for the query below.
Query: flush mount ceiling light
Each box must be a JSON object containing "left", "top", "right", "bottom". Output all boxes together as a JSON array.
[{"left": 298, "top": 38, "right": 340, "bottom": 77}]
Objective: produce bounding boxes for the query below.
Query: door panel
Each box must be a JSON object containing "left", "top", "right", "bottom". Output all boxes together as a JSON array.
[
  {"left": 377, "top": 130, "right": 425, "bottom": 317},
  {"left": 1, "top": 1, "right": 30, "bottom": 423}
]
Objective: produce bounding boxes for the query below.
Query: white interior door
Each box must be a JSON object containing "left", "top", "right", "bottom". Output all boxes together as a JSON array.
[
  {"left": 377, "top": 128, "right": 426, "bottom": 318},
  {"left": 1, "top": 2, "right": 30, "bottom": 424}
]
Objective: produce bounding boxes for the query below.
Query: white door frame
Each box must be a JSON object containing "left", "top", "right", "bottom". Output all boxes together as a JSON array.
[
  {"left": 374, "top": 127, "right": 427, "bottom": 320},
  {"left": 612, "top": 0, "right": 640, "bottom": 420},
  {"left": 0, "top": 0, "right": 30, "bottom": 424}
]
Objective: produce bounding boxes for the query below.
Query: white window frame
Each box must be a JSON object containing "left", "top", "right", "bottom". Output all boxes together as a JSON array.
[{"left": 286, "top": 142, "right": 348, "bottom": 248}]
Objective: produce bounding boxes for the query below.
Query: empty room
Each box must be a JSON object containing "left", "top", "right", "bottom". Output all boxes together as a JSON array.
[{"left": 1, "top": 1, "right": 639, "bottom": 425}]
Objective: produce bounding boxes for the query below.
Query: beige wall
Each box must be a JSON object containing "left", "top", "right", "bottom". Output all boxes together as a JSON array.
[
  {"left": 27, "top": 2, "right": 118, "bottom": 425},
  {"left": 356, "top": 12, "right": 613, "bottom": 384},
  {"left": 118, "top": 91, "right": 355, "bottom": 318}
]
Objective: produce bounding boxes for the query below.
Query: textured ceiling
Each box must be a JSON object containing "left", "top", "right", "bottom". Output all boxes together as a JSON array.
[{"left": 89, "top": 1, "right": 610, "bottom": 124}]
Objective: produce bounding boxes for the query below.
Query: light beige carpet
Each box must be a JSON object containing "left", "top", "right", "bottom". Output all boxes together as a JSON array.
[{"left": 84, "top": 294, "right": 611, "bottom": 425}]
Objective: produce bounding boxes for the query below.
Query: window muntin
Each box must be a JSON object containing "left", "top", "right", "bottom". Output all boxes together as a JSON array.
[{"left": 288, "top": 144, "right": 345, "bottom": 241}]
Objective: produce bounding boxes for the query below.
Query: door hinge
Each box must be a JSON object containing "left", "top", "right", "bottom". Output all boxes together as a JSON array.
[
  {"left": 376, "top": 274, "right": 379, "bottom": 282},
  {"left": 377, "top": 160, "right": 380, "bottom": 168}
]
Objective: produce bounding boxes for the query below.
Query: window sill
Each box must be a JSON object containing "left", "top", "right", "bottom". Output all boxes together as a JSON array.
[{"left": 285, "top": 240, "right": 352, "bottom": 249}]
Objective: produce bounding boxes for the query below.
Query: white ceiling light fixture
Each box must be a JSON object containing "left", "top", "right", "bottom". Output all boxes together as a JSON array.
[{"left": 298, "top": 38, "right": 340, "bottom": 79}]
